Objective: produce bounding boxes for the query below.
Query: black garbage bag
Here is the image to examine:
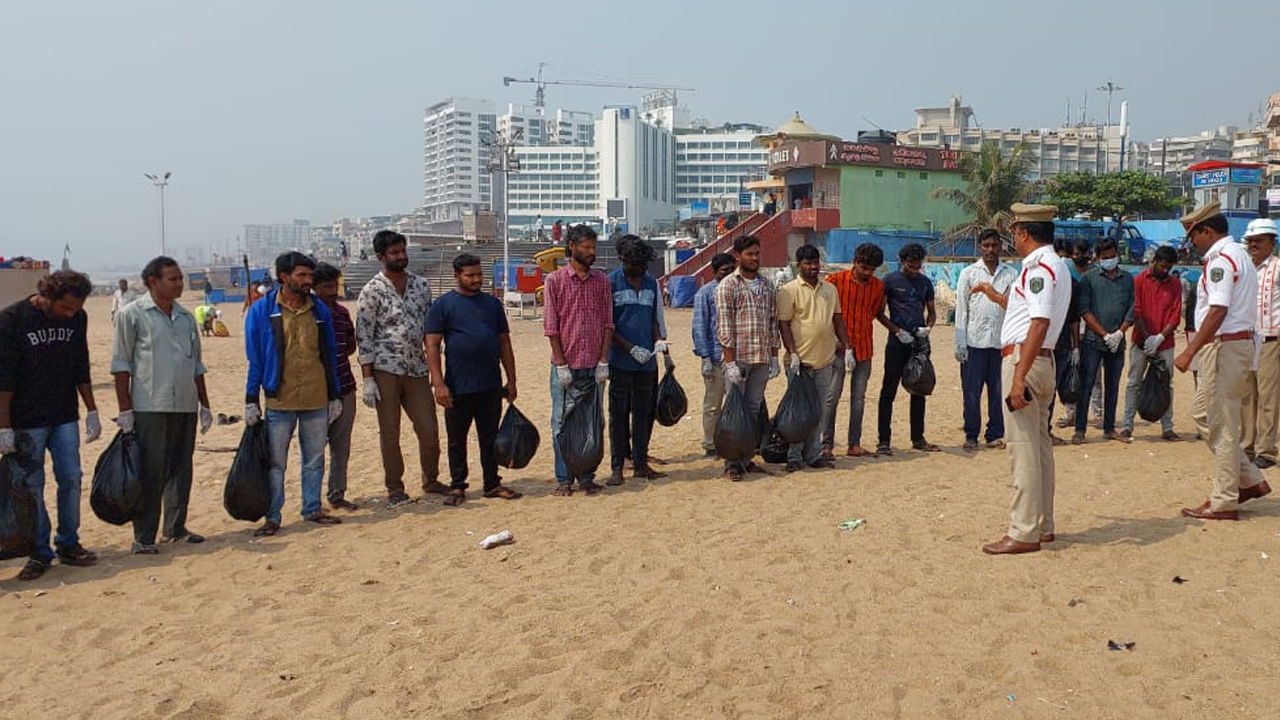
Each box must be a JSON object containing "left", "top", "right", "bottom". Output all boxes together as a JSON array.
[
  {"left": 90, "top": 430, "right": 144, "bottom": 525},
  {"left": 774, "top": 368, "right": 820, "bottom": 443},
  {"left": 715, "top": 384, "right": 757, "bottom": 463},
  {"left": 494, "top": 404, "right": 540, "bottom": 469},
  {"left": 1058, "top": 350, "right": 1083, "bottom": 405},
  {"left": 559, "top": 378, "right": 604, "bottom": 479},
  {"left": 1137, "top": 356, "right": 1173, "bottom": 422},
  {"left": 760, "top": 427, "right": 790, "bottom": 464},
  {"left": 0, "top": 445, "right": 39, "bottom": 561},
  {"left": 755, "top": 398, "right": 771, "bottom": 449},
  {"left": 654, "top": 354, "right": 688, "bottom": 427},
  {"left": 902, "top": 337, "right": 936, "bottom": 396},
  {"left": 224, "top": 422, "right": 272, "bottom": 522}
]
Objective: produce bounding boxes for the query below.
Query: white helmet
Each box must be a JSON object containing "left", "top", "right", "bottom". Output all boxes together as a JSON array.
[{"left": 1245, "top": 217, "right": 1278, "bottom": 239}]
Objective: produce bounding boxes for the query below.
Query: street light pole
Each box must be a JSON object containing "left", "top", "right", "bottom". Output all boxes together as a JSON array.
[{"left": 144, "top": 172, "right": 171, "bottom": 255}]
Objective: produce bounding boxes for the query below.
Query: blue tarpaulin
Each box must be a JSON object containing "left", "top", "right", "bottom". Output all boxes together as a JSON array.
[{"left": 667, "top": 276, "right": 699, "bottom": 308}]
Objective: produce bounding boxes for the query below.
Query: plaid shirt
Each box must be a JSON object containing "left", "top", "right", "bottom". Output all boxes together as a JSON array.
[
  {"left": 715, "top": 270, "right": 780, "bottom": 365},
  {"left": 543, "top": 265, "right": 614, "bottom": 370},
  {"left": 326, "top": 299, "right": 358, "bottom": 395}
]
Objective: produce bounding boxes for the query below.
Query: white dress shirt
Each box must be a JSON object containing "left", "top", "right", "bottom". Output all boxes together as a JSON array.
[
  {"left": 955, "top": 259, "right": 1018, "bottom": 349},
  {"left": 1000, "top": 244, "right": 1072, "bottom": 348},
  {"left": 1197, "top": 236, "right": 1257, "bottom": 335}
]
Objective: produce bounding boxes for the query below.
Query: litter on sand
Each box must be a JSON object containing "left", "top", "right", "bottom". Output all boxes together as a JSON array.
[
  {"left": 1107, "top": 640, "right": 1136, "bottom": 651},
  {"left": 1172, "top": 576, "right": 1188, "bottom": 584},
  {"left": 838, "top": 519, "right": 865, "bottom": 531}
]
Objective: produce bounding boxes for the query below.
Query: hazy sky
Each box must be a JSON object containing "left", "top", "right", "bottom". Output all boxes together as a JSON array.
[{"left": 2, "top": 0, "right": 1274, "bottom": 273}]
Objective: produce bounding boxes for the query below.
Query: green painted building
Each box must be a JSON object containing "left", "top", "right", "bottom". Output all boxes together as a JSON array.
[{"left": 838, "top": 164, "right": 970, "bottom": 232}]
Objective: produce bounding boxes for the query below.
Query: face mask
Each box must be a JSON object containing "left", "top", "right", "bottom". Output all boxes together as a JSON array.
[{"left": 1099, "top": 258, "right": 1119, "bottom": 272}]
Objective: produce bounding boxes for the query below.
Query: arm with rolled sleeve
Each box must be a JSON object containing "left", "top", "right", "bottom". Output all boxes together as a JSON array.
[{"left": 715, "top": 280, "right": 736, "bottom": 352}]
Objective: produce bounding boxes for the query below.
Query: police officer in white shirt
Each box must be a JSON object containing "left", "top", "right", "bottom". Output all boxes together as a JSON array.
[
  {"left": 982, "top": 204, "right": 1072, "bottom": 555},
  {"left": 1174, "top": 202, "right": 1271, "bottom": 520}
]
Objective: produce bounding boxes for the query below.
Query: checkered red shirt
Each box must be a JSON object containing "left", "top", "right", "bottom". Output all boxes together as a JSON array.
[
  {"left": 543, "top": 266, "right": 614, "bottom": 370},
  {"left": 715, "top": 270, "right": 780, "bottom": 365}
]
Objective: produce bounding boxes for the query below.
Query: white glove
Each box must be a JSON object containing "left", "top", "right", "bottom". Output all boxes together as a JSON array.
[
  {"left": 955, "top": 344, "right": 969, "bottom": 364},
  {"left": 915, "top": 326, "right": 931, "bottom": 338},
  {"left": 1104, "top": 331, "right": 1123, "bottom": 352},
  {"left": 327, "top": 398, "right": 343, "bottom": 425},
  {"left": 84, "top": 410, "right": 102, "bottom": 443},
  {"left": 724, "top": 361, "right": 744, "bottom": 386},
  {"left": 653, "top": 340, "right": 669, "bottom": 355},
  {"left": 0, "top": 428, "right": 14, "bottom": 455},
  {"left": 629, "top": 345, "right": 653, "bottom": 364},
  {"left": 198, "top": 405, "right": 213, "bottom": 435},
  {"left": 789, "top": 354, "right": 801, "bottom": 373},
  {"left": 115, "top": 409, "right": 135, "bottom": 433},
  {"left": 1070, "top": 348, "right": 1080, "bottom": 364},
  {"left": 701, "top": 357, "right": 715, "bottom": 378},
  {"left": 594, "top": 361, "right": 610, "bottom": 384},
  {"left": 554, "top": 364, "right": 573, "bottom": 388},
  {"left": 1142, "top": 334, "right": 1163, "bottom": 356},
  {"left": 361, "top": 377, "right": 381, "bottom": 408},
  {"left": 895, "top": 329, "right": 914, "bottom": 344},
  {"left": 768, "top": 356, "right": 780, "bottom": 379},
  {"left": 844, "top": 349, "right": 855, "bottom": 371},
  {"left": 244, "top": 403, "right": 261, "bottom": 426}
]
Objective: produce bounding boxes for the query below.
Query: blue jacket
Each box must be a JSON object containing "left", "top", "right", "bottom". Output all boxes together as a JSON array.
[
  {"left": 691, "top": 279, "right": 722, "bottom": 364},
  {"left": 608, "top": 268, "right": 660, "bottom": 372},
  {"left": 244, "top": 288, "right": 341, "bottom": 405}
]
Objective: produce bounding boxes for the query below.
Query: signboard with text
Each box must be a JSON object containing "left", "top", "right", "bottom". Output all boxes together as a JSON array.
[
  {"left": 1191, "top": 169, "right": 1229, "bottom": 188},
  {"left": 767, "top": 140, "right": 964, "bottom": 173},
  {"left": 1230, "top": 167, "right": 1264, "bottom": 185}
]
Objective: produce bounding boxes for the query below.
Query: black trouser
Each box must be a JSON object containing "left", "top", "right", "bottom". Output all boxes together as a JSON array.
[
  {"left": 444, "top": 389, "right": 504, "bottom": 492},
  {"left": 609, "top": 367, "right": 658, "bottom": 471},
  {"left": 878, "top": 336, "right": 926, "bottom": 446},
  {"left": 132, "top": 411, "right": 197, "bottom": 545}
]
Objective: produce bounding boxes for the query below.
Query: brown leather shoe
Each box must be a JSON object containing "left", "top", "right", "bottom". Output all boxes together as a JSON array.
[
  {"left": 1239, "top": 481, "right": 1272, "bottom": 503},
  {"left": 982, "top": 535, "right": 1041, "bottom": 555},
  {"left": 1040, "top": 533, "right": 1055, "bottom": 544},
  {"left": 1180, "top": 501, "right": 1238, "bottom": 520}
]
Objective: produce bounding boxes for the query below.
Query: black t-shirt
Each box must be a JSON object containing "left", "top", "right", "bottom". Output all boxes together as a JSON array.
[
  {"left": 0, "top": 297, "right": 90, "bottom": 429},
  {"left": 425, "top": 290, "right": 510, "bottom": 395}
]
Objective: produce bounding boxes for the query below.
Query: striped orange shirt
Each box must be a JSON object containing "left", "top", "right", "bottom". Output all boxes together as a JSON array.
[{"left": 826, "top": 270, "right": 884, "bottom": 362}]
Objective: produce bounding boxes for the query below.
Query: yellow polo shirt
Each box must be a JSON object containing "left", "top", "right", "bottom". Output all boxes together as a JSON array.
[
  {"left": 777, "top": 277, "right": 839, "bottom": 369},
  {"left": 266, "top": 296, "right": 328, "bottom": 411}
]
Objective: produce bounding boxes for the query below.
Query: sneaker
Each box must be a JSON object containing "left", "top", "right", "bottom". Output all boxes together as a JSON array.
[{"left": 387, "top": 491, "right": 411, "bottom": 507}]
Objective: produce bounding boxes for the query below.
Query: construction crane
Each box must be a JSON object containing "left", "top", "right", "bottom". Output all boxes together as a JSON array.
[{"left": 502, "top": 63, "right": 694, "bottom": 113}]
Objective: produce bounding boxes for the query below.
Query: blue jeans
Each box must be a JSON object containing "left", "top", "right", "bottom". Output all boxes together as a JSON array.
[
  {"left": 1076, "top": 341, "right": 1125, "bottom": 434},
  {"left": 550, "top": 366, "right": 600, "bottom": 485},
  {"left": 18, "top": 421, "right": 82, "bottom": 562},
  {"left": 266, "top": 408, "right": 328, "bottom": 523},
  {"left": 961, "top": 347, "right": 1004, "bottom": 442}
]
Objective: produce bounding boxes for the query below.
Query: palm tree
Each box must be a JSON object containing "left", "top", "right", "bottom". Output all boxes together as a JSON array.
[{"left": 931, "top": 141, "right": 1039, "bottom": 245}]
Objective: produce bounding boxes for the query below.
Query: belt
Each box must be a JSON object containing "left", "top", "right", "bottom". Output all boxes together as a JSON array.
[
  {"left": 1219, "top": 330, "right": 1254, "bottom": 342},
  {"left": 1001, "top": 344, "right": 1054, "bottom": 359}
]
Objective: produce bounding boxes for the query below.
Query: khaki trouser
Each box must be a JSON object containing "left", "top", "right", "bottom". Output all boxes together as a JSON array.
[
  {"left": 372, "top": 370, "right": 440, "bottom": 495},
  {"left": 1192, "top": 339, "right": 1264, "bottom": 512},
  {"left": 1241, "top": 339, "right": 1280, "bottom": 463},
  {"left": 1003, "top": 353, "right": 1056, "bottom": 544},
  {"left": 700, "top": 364, "right": 726, "bottom": 452}
]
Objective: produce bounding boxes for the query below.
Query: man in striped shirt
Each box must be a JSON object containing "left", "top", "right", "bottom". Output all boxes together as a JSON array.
[
  {"left": 715, "top": 234, "right": 780, "bottom": 481},
  {"left": 825, "top": 243, "right": 886, "bottom": 457},
  {"left": 1242, "top": 218, "right": 1280, "bottom": 468}
]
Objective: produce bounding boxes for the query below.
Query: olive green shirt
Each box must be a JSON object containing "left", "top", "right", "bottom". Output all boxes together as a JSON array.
[{"left": 267, "top": 296, "right": 328, "bottom": 411}]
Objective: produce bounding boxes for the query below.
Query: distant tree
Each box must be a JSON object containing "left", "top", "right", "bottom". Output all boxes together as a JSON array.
[
  {"left": 1046, "top": 171, "right": 1179, "bottom": 221},
  {"left": 931, "top": 141, "right": 1039, "bottom": 242}
]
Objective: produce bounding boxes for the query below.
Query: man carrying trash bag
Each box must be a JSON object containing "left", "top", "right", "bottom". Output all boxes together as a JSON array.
[
  {"left": 1120, "top": 245, "right": 1182, "bottom": 442},
  {"left": 426, "top": 253, "right": 523, "bottom": 505},
  {"left": 778, "top": 244, "right": 851, "bottom": 471},
  {"left": 0, "top": 270, "right": 101, "bottom": 580},
  {"left": 544, "top": 225, "right": 614, "bottom": 496},
  {"left": 982, "top": 204, "right": 1072, "bottom": 555},
  {"left": 715, "top": 234, "right": 781, "bottom": 482}
]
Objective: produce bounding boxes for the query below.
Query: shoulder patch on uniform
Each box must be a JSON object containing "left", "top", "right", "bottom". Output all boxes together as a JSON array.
[
  {"left": 1209, "top": 267, "right": 1224, "bottom": 283},
  {"left": 1029, "top": 277, "right": 1044, "bottom": 294}
]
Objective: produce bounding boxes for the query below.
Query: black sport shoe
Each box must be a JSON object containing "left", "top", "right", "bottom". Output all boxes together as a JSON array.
[
  {"left": 387, "top": 491, "right": 411, "bottom": 507},
  {"left": 56, "top": 544, "right": 98, "bottom": 567}
]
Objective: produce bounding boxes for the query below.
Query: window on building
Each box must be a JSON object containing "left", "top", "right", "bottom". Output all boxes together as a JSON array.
[
  {"left": 896, "top": 171, "right": 906, "bottom": 179},
  {"left": 875, "top": 170, "right": 884, "bottom": 177},
  {"left": 919, "top": 172, "right": 928, "bottom": 180}
]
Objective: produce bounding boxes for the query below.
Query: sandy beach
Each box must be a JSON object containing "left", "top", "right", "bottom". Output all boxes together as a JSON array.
[{"left": 2, "top": 292, "right": 1279, "bottom": 720}]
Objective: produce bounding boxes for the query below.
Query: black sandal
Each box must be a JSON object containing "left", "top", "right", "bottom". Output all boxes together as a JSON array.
[
  {"left": 442, "top": 489, "right": 466, "bottom": 506},
  {"left": 483, "top": 486, "right": 523, "bottom": 500},
  {"left": 56, "top": 544, "right": 98, "bottom": 567},
  {"left": 17, "top": 558, "right": 49, "bottom": 581},
  {"left": 552, "top": 484, "right": 573, "bottom": 497},
  {"left": 579, "top": 480, "right": 605, "bottom": 496}
]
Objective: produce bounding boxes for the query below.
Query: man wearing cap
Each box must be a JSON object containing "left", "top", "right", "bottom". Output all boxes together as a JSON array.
[
  {"left": 1173, "top": 202, "right": 1271, "bottom": 520},
  {"left": 1241, "top": 218, "right": 1280, "bottom": 468},
  {"left": 982, "top": 204, "right": 1072, "bottom": 555}
]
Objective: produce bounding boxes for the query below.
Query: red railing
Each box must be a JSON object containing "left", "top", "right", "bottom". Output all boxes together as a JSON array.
[{"left": 659, "top": 212, "right": 767, "bottom": 291}]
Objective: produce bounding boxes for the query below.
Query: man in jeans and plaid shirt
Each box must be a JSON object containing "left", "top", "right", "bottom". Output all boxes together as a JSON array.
[{"left": 715, "top": 234, "right": 781, "bottom": 482}]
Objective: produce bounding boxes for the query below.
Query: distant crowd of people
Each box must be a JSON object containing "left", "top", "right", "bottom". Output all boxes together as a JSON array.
[{"left": 1, "top": 202, "right": 1274, "bottom": 581}]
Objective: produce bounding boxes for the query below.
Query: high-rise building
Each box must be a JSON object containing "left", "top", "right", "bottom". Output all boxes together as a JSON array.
[
  {"left": 674, "top": 124, "right": 768, "bottom": 214},
  {"left": 596, "top": 106, "right": 677, "bottom": 232},
  {"left": 422, "top": 98, "right": 497, "bottom": 226},
  {"left": 507, "top": 145, "right": 600, "bottom": 230},
  {"left": 1149, "top": 127, "right": 1235, "bottom": 177}
]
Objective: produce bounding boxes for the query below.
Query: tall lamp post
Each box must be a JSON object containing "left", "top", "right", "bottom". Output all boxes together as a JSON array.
[
  {"left": 144, "top": 172, "right": 171, "bottom": 255},
  {"left": 486, "top": 129, "right": 522, "bottom": 295}
]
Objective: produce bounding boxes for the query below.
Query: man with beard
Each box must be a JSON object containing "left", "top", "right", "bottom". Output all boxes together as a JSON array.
[
  {"left": 544, "top": 224, "right": 614, "bottom": 496},
  {"left": 605, "top": 236, "right": 669, "bottom": 485},
  {"left": 876, "top": 243, "right": 938, "bottom": 454},
  {"left": 1240, "top": 219, "right": 1280, "bottom": 467},
  {"left": 716, "top": 234, "right": 781, "bottom": 482},
  {"left": 0, "top": 270, "right": 101, "bottom": 580},
  {"left": 955, "top": 229, "right": 1018, "bottom": 451},
  {"left": 1120, "top": 246, "right": 1181, "bottom": 442},
  {"left": 356, "top": 230, "right": 443, "bottom": 506},
  {"left": 825, "top": 243, "right": 886, "bottom": 458},
  {"left": 778, "top": 244, "right": 851, "bottom": 470},
  {"left": 1175, "top": 202, "right": 1270, "bottom": 520},
  {"left": 245, "top": 252, "right": 344, "bottom": 536}
]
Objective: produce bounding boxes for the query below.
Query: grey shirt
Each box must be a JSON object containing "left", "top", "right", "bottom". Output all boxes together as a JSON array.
[
  {"left": 1077, "top": 267, "right": 1135, "bottom": 347},
  {"left": 110, "top": 293, "right": 206, "bottom": 412}
]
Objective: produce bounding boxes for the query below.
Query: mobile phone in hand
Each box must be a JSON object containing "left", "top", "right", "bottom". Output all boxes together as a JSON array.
[{"left": 1004, "top": 388, "right": 1032, "bottom": 412}]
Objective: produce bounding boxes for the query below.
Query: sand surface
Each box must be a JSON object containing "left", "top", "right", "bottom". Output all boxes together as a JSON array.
[{"left": 2, "top": 292, "right": 1279, "bottom": 719}]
